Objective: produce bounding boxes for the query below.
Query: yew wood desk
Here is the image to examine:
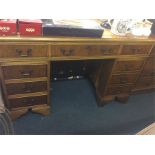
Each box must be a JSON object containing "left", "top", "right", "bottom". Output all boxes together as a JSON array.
[{"left": 0, "top": 35, "right": 155, "bottom": 120}]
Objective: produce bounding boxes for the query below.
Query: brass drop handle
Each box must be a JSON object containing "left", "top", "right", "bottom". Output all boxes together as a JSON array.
[
  {"left": 24, "top": 90, "right": 32, "bottom": 93},
  {"left": 60, "top": 48, "right": 74, "bottom": 56},
  {"left": 119, "top": 77, "right": 127, "bottom": 84},
  {"left": 100, "top": 48, "right": 113, "bottom": 54},
  {"left": 21, "top": 70, "right": 33, "bottom": 77},
  {"left": 22, "top": 84, "right": 33, "bottom": 93},
  {"left": 26, "top": 48, "right": 32, "bottom": 56},
  {"left": 16, "top": 49, "right": 22, "bottom": 55},
  {"left": 16, "top": 48, "right": 32, "bottom": 57},
  {"left": 23, "top": 98, "right": 35, "bottom": 103},
  {"left": 86, "top": 46, "right": 92, "bottom": 50}
]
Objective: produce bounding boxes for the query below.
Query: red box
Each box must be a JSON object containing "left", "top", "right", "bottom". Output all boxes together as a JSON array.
[
  {"left": 18, "top": 19, "right": 42, "bottom": 36},
  {"left": 0, "top": 19, "right": 17, "bottom": 36}
]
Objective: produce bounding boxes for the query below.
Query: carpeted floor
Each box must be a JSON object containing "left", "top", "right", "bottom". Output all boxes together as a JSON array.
[{"left": 13, "top": 79, "right": 155, "bottom": 135}]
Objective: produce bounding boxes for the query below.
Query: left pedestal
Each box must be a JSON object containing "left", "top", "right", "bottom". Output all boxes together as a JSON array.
[{"left": 0, "top": 60, "right": 51, "bottom": 120}]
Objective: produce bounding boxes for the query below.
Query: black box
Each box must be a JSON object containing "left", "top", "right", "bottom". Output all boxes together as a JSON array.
[{"left": 42, "top": 19, "right": 104, "bottom": 38}]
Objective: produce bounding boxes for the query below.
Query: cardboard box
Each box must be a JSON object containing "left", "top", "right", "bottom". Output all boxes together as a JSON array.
[
  {"left": 0, "top": 19, "right": 17, "bottom": 36},
  {"left": 18, "top": 19, "right": 42, "bottom": 36}
]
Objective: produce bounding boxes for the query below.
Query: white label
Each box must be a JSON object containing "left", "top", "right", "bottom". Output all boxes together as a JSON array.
[
  {"left": 0, "top": 26, "right": 10, "bottom": 32},
  {"left": 25, "top": 28, "right": 35, "bottom": 32}
]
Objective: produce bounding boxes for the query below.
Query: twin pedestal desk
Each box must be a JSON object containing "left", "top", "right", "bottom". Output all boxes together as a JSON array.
[{"left": 0, "top": 36, "right": 155, "bottom": 120}]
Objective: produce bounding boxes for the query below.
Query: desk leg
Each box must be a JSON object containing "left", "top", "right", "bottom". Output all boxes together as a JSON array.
[
  {"left": 32, "top": 105, "right": 50, "bottom": 116},
  {"left": 10, "top": 108, "right": 28, "bottom": 120},
  {"left": 96, "top": 90, "right": 115, "bottom": 106},
  {"left": 115, "top": 95, "right": 129, "bottom": 103}
]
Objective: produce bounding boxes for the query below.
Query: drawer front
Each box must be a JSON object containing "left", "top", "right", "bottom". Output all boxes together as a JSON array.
[
  {"left": 112, "top": 60, "right": 144, "bottom": 73},
  {"left": 9, "top": 95, "right": 47, "bottom": 108},
  {"left": 83, "top": 45, "right": 120, "bottom": 56},
  {"left": 109, "top": 74, "right": 137, "bottom": 85},
  {"left": 51, "top": 45, "right": 120, "bottom": 57},
  {"left": 105, "top": 85, "right": 132, "bottom": 95},
  {"left": 6, "top": 81, "right": 47, "bottom": 95},
  {"left": 135, "top": 77, "right": 155, "bottom": 89},
  {"left": 0, "top": 45, "right": 47, "bottom": 58},
  {"left": 2, "top": 64, "right": 47, "bottom": 80},
  {"left": 121, "top": 45, "right": 151, "bottom": 55}
]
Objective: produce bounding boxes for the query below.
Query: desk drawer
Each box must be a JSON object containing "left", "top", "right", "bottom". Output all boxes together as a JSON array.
[
  {"left": 109, "top": 74, "right": 137, "bottom": 85},
  {"left": 9, "top": 95, "right": 47, "bottom": 108},
  {"left": 105, "top": 85, "right": 132, "bottom": 95},
  {"left": 112, "top": 60, "right": 144, "bottom": 73},
  {"left": 6, "top": 81, "right": 47, "bottom": 95},
  {"left": 84, "top": 45, "right": 120, "bottom": 56},
  {"left": 135, "top": 77, "right": 155, "bottom": 89},
  {"left": 2, "top": 64, "right": 47, "bottom": 80},
  {"left": 121, "top": 45, "right": 151, "bottom": 55},
  {"left": 0, "top": 44, "right": 47, "bottom": 58},
  {"left": 51, "top": 45, "right": 120, "bottom": 57}
]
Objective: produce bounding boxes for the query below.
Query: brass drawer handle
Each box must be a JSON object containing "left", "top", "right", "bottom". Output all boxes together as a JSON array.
[
  {"left": 16, "top": 48, "right": 32, "bottom": 57},
  {"left": 86, "top": 46, "right": 92, "bottom": 50},
  {"left": 23, "top": 98, "right": 35, "bottom": 103},
  {"left": 16, "top": 49, "right": 22, "bottom": 55},
  {"left": 24, "top": 89, "right": 32, "bottom": 93},
  {"left": 22, "top": 84, "right": 33, "bottom": 93},
  {"left": 110, "top": 90, "right": 121, "bottom": 94},
  {"left": 119, "top": 77, "right": 128, "bottom": 84},
  {"left": 60, "top": 48, "right": 74, "bottom": 56},
  {"left": 26, "top": 48, "right": 32, "bottom": 56},
  {"left": 21, "top": 70, "right": 33, "bottom": 77},
  {"left": 100, "top": 48, "right": 113, "bottom": 54}
]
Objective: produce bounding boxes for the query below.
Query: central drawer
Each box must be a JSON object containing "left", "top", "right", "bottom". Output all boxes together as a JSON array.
[
  {"left": 6, "top": 81, "right": 47, "bottom": 95},
  {"left": 9, "top": 95, "right": 47, "bottom": 108},
  {"left": 2, "top": 64, "right": 47, "bottom": 80},
  {"left": 51, "top": 44, "right": 120, "bottom": 57},
  {"left": 112, "top": 60, "right": 144, "bottom": 73},
  {"left": 0, "top": 44, "right": 48, "bottom": 58}
]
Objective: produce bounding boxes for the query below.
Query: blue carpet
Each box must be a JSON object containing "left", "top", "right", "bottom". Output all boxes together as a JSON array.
[{"left": 13, "top": 79, "right": 155, "bottom": 135}]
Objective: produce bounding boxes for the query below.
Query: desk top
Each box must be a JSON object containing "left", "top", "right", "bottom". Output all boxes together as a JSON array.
[{"left": 0, "top": 30, "right": 155, "bottom": 43}]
